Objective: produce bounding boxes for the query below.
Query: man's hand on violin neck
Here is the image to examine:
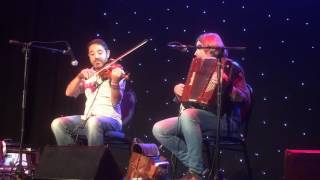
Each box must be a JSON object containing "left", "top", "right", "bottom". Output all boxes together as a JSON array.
[{"left": 77, "top": 68, "right": 95, "bottom": 80}]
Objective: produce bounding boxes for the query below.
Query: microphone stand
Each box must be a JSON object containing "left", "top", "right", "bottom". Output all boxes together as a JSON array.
[
  {"left": 9, "top": 40, "right": 70, "bottom": 178},
  {"left": 14, "top": 42, "right": 31, "bottom": 179},
  {"left": 203, "top": 47, "right": 243, "bottom": 180},
  {"left": 208, "top": 46, "right": 244, "bottom": 180},
  {"left": 198, "top": 47, "right": 229, "bottom": 180},
  {"left": 212, "top": 49, "right": 224, "bottom": 180}
]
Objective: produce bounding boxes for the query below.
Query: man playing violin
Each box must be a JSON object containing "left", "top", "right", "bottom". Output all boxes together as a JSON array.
[
  {"left": 152, "top": 33, "right": 251, "bottom": 179},
  {"left": 51, "top": 38, "right": 126, "bottom": 146}
]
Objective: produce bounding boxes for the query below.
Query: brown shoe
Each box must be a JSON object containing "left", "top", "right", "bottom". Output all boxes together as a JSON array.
[{"left": 179, "top": 171, "right": 202, "bottom": 180}]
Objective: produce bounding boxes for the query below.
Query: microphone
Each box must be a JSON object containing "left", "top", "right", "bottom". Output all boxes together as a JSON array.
[
  {"left": 63, "top": 46, "right": 78, "bottom": 66},
  {"left": 9, "top": 40, "right": 22, "bottom": 45},
  {"left": 9, "top": 40, "right": 31, "bottom": 46},
  {"left": 167, "top": 42, "right": 189, "bottom": 53},
  {"left": 9, "top": 40, "right": 80, "bottom": 66},
  {"left": 168, "top": 41, "right": 247, "bottom": 53}
]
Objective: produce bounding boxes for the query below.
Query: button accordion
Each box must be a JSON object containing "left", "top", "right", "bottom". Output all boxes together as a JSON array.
[{"left": 181, "top": 57, "right": 219, "bottom": 106}]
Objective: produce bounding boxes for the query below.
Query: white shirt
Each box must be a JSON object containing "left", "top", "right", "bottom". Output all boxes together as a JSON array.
[{"left": 82, "top": 74, "right": 126, "bottom": 125}]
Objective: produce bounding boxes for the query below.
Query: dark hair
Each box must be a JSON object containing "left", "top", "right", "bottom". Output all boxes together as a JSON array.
[{"left": 87, "top": 38, "right": 109, "bottom": 50}]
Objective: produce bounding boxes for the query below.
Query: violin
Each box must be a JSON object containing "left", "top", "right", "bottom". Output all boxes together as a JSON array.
[
  {"left": 97, "top": 62, "right": 129, "bottom": 80},
  {"left": 93, "top": 39, "right": 148, "bottom": 81}
]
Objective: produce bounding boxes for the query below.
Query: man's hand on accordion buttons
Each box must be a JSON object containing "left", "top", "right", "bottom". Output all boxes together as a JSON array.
[
  {"left": 230, "top": 86, "right": 245, "bottom": 102},
  {"left": 174, "top": 83, "right": 185, "bottom": 97}
]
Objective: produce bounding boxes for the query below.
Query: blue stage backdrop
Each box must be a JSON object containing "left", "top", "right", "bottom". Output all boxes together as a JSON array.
[{"left": 1, "top": 0, "right": 319, "bottom": 179}]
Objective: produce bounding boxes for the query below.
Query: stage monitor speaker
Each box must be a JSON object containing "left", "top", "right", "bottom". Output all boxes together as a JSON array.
[
  {"left": 34, "top": 145, "right": 122, "bottom": 180},
  {"left": 285, "top": 149, "right": 320, "bottom": 180}
]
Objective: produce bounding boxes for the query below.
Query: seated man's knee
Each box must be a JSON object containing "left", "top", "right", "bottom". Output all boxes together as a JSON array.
[
  {"left": 51, "top": 117, "right": 63, "bottom": 131},
  {"left": 180, "top": 109, "right": 200, "bottom": 124},
  {"left": 87, "top": 117, "right": 102, "bottom": 129},
  {"left": 152, "top": 122, "right": 163, "bottom": 138}
]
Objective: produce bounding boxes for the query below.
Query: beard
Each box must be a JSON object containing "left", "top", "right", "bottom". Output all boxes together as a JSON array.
[{"left": 92, "top": 59, "right": 107, "bottom": 70}]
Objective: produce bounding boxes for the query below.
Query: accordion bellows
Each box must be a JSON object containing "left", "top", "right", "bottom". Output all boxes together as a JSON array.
[{"left": 181, "top": 57, "right": 220, "bottom": 105}]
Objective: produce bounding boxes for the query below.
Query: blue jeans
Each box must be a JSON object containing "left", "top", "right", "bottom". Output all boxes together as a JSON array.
[
  {"left": 51, "top": 115, "right": 121, "bottom": 146},
  {"left": 152, "top": 108, "right": 239, "bottom": 174}
]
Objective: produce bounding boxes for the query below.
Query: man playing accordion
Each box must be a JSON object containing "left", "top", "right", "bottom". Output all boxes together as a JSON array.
[{"left": 152, "top": 33, "right": 251, "bottom": 179}]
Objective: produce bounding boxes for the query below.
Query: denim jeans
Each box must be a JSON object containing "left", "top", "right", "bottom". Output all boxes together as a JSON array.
[
  {"left": 51, "top": 115, "right": 121, "bottom": 146},
  {"left": 152, "top": 108, "right": 239, "bottom": 174}
]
